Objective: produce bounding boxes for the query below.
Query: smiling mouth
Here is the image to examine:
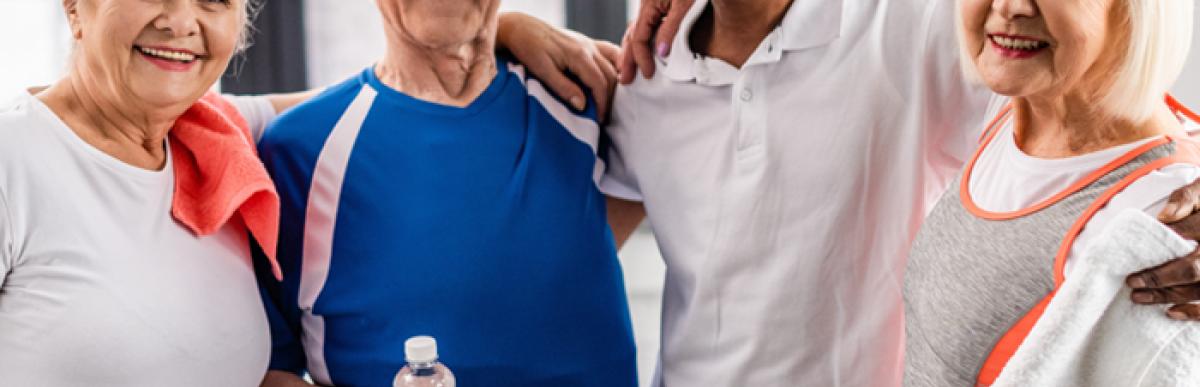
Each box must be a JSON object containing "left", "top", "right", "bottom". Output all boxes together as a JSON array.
[
  {"left": 134, "top": 45, "right": 200, "bottom": 63},
  {"left": 989, "top": 35, "right": 1049, "bottom": 51}
]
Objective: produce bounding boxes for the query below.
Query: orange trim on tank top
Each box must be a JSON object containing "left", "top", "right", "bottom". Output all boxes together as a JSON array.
[
  {"left": 975, "top": 149, "right": 1198, "bottom": 386},
  {"left": 970, "top": 95, "right": 1200, "bottom": 386},
  {"left": 1168, "top": 94, "right": 1200, "bottom": 123},
  {"left": 960, "top": 104, "right": 1175, "bottom": 221}
]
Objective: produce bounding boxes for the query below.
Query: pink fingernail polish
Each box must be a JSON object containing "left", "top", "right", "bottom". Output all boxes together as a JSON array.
[{"left": 657, "top": 42, "right": 670, "bottom": 57}]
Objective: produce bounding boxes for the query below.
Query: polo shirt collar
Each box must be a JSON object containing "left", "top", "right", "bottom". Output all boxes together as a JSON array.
[{"left": 661, "top": 0, "right": 845, "bottom": 84}]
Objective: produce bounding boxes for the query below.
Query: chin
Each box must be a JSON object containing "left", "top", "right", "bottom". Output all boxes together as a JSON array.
[
  {"left": 981, "top": 72, "right": 1039, "bottom": 97},
  {"left": 132, "top": 87, "right": 206, "bottom": 109},
  {"left": 985, "top": 82, "right": 1028, "bottom": 97},
  {"left": 410, "top": 25, "right": 486, "bottom": 48}
]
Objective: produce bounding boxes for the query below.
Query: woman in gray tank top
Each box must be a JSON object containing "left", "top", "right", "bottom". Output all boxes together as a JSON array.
[{"left": 903, "top": 1, "right": 1200, "bottom": 386}]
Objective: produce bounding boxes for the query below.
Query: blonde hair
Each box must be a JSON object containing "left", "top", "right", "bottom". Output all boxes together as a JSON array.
[
  {"left": 1101, "top": 0, "right": 1194, "bottom": 122},
  {"left": 957, "top": 0, "right": 1195, "bottom": 123}
]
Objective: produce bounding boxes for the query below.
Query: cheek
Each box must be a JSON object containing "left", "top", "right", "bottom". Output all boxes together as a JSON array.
[
  {"left": 960, "top": 0, "right": 989, "bottom": 55},
  {"left": 203, "top": 18, "right": 244, "bottom": 67},
  {"left": 1047, "top": 32, "right": 1103, "bottom": 83}
]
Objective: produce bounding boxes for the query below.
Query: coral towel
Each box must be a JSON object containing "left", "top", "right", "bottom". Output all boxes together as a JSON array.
[{"left": 169, "top": 92, "right": 282, "bottom": 280}]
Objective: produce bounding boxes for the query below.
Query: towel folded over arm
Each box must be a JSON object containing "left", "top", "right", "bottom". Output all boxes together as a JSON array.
[{"left": 992, "top": 209, "right": 1200, "bottom": 387}]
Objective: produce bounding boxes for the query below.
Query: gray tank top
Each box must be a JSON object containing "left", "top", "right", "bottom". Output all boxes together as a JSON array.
[{"left": 902, "top": 117, "right": 1176, "bottom": 387}]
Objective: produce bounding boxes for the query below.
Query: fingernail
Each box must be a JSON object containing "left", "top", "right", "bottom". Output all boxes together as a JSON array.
[
  {"left": 570, "top": 96, "right": 586, "bottom": 110},
  {"left": 657, "top": 42, "right": 670, "bottom": 57},
  {"left": 1132, "top": 291, "right": 1155, "bottom": 303},
  {"left": 1162, "top": 203, "right": 1180, "bottom": 221},
  {"left": 1168, "top": 310, "right": 1188, "bottom": 320},
  {"left": 1128, "top": 276, "right": 1148, "bottom": 289},
  {"left": 1175, "top": 204, "right": 1192, "bottom": 221}
]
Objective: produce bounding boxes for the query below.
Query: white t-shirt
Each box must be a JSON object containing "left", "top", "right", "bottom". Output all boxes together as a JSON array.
[
  {"left": 601, "top": 0, "right": 995, "bottom": 386},
  {"left": 0, "top": 92, "right": 276, "bottom": 386},
  {"left": 968, "top": 97, "right": 1200, "bottom": 276}
]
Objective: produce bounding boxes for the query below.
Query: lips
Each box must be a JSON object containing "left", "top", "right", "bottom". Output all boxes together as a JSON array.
[
  {"left": 988, "top": 34, "right": 1049, "bottom": 59},
  {"left": 133, "top": 45, "right": 206, "bottom": 72},
  {"left": 135, "top": 45, "right": 199, "bottom": 63}
]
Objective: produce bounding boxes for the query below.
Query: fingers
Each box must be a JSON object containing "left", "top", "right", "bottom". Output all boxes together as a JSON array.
[
  {"left": 1167, "top": 303, "right": 1200, "bottom": 321},
  {"left": 1127, "top": 252, "right": 1200, "bottom": 290},
  {"left": 591, "top": 46, "right": 620, "bottom": 120},
  {"left": 597, "top": 40, "right": 622, "bottom": 70},
  {"left": 1131, "top": 285, "right": 1200, "bottom": 305},
  {"left": 1159, "top": 177, "right": 1200, "bottom": 223},
  {"left": 619, "top": 26, "right": 639, "bottom": 84},
  {"left": 629, "top": 0, "right": 666, "bottom": 80},
  {"left": 1167, "top": 214, "right": 1200, "bottom": 242},
  {"left": 654, "top": 0, "right": 694, "bottom": 58},
  {"left": 565, "top": 49, "right": 611, "bottom": 114},
  {"left": 529, "top": 55, "right": 587, "bottom": 111}
]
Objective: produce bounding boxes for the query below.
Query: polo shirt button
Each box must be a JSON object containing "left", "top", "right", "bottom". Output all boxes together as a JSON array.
[{"left": 740, "top": 89, "right": 754, "bottom": 102}]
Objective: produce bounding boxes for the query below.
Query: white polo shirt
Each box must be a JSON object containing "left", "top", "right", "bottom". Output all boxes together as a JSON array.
[{"left": 601, "top": 1, "right": 994, "bottom": 386}]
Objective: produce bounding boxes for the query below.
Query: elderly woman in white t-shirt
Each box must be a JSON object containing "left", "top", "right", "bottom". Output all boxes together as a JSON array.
[
  {"left": 0, "top": 1, "right": 618, "bottom": 386},
  {"left": 903, "top": 0, "right": 1200, "bottom": 386}
]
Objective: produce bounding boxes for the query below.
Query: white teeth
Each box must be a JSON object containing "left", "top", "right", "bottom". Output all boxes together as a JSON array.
[
  {"left": 991, "top": 35, "right": 1045, "bottom": 51},
  {"left": 137, "top": 46, "right": 197, "bottom": 62}
]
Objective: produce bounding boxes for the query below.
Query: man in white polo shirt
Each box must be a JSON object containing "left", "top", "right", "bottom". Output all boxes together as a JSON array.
[{"left": 601, "top": 0, "right": 992, "bottom": 385}]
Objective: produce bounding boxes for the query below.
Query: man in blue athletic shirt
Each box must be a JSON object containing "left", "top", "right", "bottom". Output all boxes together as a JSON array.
[{"left": 255, "top": 1, "right": 640, "bottom": 386}]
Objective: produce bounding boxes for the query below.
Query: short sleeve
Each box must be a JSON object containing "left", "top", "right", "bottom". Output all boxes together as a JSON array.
[
  {"left": 599, "top": 86, "right": 644, "bottom": 202},
  {"left": 224, "top": 95, "right": 278, "bottom": 144},
  {"left": 253, "top": 243, "right": 308, "bottom": 374}
]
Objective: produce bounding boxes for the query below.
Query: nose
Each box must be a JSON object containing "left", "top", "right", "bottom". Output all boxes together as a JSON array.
[
  {"left": 993, "top": 0, "right": 1039, "bottom": 20},
  {"left": 153, "top": 0, "right": 201, "bottom": 38}
]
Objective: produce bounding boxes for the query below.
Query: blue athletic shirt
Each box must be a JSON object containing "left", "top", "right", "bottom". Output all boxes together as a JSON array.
[{"left": 255, "top": 57, "right": 637, "bottom": 387}]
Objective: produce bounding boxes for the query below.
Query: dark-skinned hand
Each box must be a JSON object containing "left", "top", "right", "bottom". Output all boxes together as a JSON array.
[{"left": 1127, "top": 178, "right": 1200, "bottom": 320}]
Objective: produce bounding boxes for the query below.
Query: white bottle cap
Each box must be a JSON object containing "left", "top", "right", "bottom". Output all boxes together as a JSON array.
[{"left": 405, "top": 336, "right": 439, "bottom": 363}]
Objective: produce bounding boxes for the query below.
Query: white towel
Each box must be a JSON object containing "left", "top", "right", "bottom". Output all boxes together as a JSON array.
[{"left": 992, "top": 209, "right": 1200, "bottom": 387}]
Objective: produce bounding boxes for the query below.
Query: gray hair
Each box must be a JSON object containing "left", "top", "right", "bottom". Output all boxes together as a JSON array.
[{"left": 237, "top": 0, "right": 264, "bottom": 53}]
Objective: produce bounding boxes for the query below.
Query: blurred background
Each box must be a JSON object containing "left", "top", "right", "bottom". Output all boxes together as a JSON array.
[{"left": 6, "top": 1, "right": 1200, "bottom": 386}]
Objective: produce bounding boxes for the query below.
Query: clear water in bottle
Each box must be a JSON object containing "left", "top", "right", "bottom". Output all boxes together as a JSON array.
[{"left": 393, "top": 336, "right": 456, "bottom": 387}]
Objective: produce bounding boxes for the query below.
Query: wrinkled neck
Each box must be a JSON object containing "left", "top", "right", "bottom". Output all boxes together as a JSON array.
[
  {"left": 36, "top": 70, "right": 180, "bottom": 170},
  {"left": 376, "top": 23, "right": 498, "bottom": 107},
  {"left": 1012, "top": 93, "right": 1182, "bottom": 159}
]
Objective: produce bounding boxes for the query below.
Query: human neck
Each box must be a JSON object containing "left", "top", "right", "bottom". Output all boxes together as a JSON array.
[
  {"left": 1014, "top": 93, "right": 1181, "bottom": 158},
  {"left": 376, "top": 25, "right": 497, "bottom": 107},
  {"left": 37, "top": 71, "right": 181, "bottom": 171},
  {"left": 690, "top": 0, "right": 793, "bottom": 68}
]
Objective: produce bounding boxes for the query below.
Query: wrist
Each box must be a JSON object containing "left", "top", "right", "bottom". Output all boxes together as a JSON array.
[{"left": 496, "top": 12, "right": 527, "bottom": 50}]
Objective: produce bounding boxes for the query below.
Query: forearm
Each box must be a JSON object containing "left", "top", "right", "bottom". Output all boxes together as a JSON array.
[
  {"left": 607, "top": 196, "right": 646, "bottom": 249},
  {"left": 260, "top": 370, "right": 315, "bottom": 387}
]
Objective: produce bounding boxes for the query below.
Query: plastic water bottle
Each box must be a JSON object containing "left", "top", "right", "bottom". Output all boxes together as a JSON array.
[{"left": 393, "top": 336, "right": 456, "bottom": 387}]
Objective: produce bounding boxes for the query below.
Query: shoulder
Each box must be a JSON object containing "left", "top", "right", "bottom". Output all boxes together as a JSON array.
[
  {"left": 0, "top": 93, "right": 44, "bottom": 132},
  {"left": 0, "top": 94, "right": 60, "bottom": 160},
  {"left": 258, "top": 71, "right": 372, "bottom": 157},
  {"left": 498, "top": 55, "right": 600, "bottom": 124},
  {"left": 1108, "top": 162, "right": 1200, "bottom": 215}
]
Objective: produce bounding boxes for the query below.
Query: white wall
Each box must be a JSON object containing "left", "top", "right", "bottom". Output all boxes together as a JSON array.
[
  {"left": 0, "top": 1, "right": 70, "bottom": 97},
  {"left": 1176, "top": 24, "right": 1200, "bottom": 105}
]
